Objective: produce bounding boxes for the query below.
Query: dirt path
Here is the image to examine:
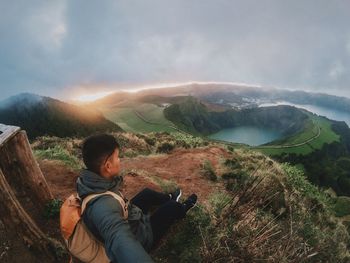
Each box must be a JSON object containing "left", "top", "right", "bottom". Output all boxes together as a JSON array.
[
  {"left": 40, "top": 146, "right": 231, "bottom": 204},
  {"left": 121, "top": 146, "right": 230, "bottom": 202}
]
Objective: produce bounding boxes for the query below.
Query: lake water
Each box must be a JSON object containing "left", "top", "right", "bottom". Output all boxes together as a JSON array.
[
  {"left": 208, "top": 126, "right": 283, "bottom": 146},
  {"left": 208, "top": 102, "right": 349, "bottom": 146},
  {"left": 259, "top": 102, "right": 350, "bottom": 126}
]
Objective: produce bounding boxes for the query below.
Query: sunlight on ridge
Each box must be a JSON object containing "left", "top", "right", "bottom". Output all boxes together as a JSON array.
[{"left": 73, "top": 91, "right": 116, "bottom": 102}]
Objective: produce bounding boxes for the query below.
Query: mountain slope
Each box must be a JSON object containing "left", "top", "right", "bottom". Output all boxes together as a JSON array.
[
  {"left": 164, "top": 96, "right": 308, "bottom": 137},
  {"left": 0, "top": 93, "right": 123, "bottom": 139}
]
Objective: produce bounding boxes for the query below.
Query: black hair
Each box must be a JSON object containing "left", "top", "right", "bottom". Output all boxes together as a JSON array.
[{"left": 82, "top": 134, "right": 120, "bottom": 174}]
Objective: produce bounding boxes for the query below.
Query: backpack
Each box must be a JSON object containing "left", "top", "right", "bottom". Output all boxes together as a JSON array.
[{"left": 60, "top": 191, "right": 129, "bottom": 263}]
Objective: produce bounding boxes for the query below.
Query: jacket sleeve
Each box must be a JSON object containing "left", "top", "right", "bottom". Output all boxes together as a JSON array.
[{"left": 84, "top": 195, "right": 154, "bottom": 263}]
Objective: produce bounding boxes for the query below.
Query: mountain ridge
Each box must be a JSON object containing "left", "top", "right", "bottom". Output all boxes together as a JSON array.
[{"left": 0, "top": 93, "right": 123, "bottom": 139}]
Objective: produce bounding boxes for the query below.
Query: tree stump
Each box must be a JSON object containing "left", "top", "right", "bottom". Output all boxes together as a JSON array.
[{"left": 0, "top": 124, "right": 63, "bottom": 262}]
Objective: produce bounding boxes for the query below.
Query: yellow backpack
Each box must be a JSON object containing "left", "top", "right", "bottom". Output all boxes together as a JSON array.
[{"left": 60, "top": 191, "right": 128, "bottom": 263}]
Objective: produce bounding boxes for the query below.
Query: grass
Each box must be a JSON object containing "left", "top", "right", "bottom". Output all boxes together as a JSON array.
[
  {"left": 207, "top": 191, "right": 232, "bottom": 218},
  {"left": 333, "top": 196, "right": 350, "bottom": 217},
  {"left": 308, "top": 115, "right": 340, "bottom": 148},
  {"left": 34, "top": 145, "right": 81, "bottom": 170},
  {"left": 101, "top": 103, "right": 178, "bottom": 133},
  {"left": 153, "top": 205, "right": 211, "bottom": 263},
  {"left": 281, "top": 163, "right": 331, "bottom": 206},
  {"left": 151, "top": 176, "right": 178, "bottom": 193},
  {"left": 153, "top": 158, "right": 350, "bottom": 262},
  {"left": 201, "top": 160, "right": 217, "bottom": 181},
  {"left": 135, "top": 104, "right": 174, "bottom": 125},
  {"left": 255, "top": 115, "right": 340, "bottom": 156}
]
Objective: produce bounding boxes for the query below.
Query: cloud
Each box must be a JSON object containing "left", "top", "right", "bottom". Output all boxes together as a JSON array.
[
  {"left": 0, "top": 0, "right": 350, "bottom": 99},
  {"left": 329, "top": 61, "right": 345, "bottom": 80}
]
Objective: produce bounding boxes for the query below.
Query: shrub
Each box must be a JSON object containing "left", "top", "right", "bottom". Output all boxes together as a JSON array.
[
  {"left": 44, "top": 199, "right": 63, "bottom": 219},
  {"left": 224, "top": 158, "right": 242, "bottom": 169},
  {"left": 333, "top": 196, "right": 350, "bottom": 217},
  {"left": 156, "top": 142, "right": 175, "bottom": 153},
  {"left": 202, "top": 160, "right": 217, "bottom": 181},
  {"left": 208, "top": 192, "right": 232, "bottom": 218},
  {"left": 227, "top": 145, "right": 234, "bottom": 152},
  {"left": 122, "top": 149, "right": 138, "bottom": 158},
  {"left": 144, "top": 137, "right": 156, "bottom": 146},
  {"left": 336, "top": 157, "right": 350, "bottom": 170},
  {"left": 223, "top": 170, "right": 252, "bottom": 192},
  {"left": 171, "top": 132, "right": 205, "bottom": 148}
]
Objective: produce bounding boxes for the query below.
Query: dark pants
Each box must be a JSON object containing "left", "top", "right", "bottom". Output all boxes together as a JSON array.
[{"left": 131, "top": 188, "right": 186, "bottom": 247}]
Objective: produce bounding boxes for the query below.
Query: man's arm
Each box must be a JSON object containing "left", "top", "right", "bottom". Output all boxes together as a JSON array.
[{"left": 84, "top": 195, "right": 154, "bottom": 263}]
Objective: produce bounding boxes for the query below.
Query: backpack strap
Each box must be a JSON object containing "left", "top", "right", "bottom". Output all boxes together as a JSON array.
[{"left": 81, "top": 191, "right": 129, "bottom": 219}]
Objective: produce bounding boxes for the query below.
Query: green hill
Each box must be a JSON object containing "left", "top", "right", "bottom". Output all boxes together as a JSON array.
[
  {"left": 0, "top": 93, "right": 122, "bottom": 139},
  {"left": 267, "top": 120, "right": 350, "bottom": 196},
  {"left": 163, "top": 96, "right": 309, "bottom": 137},
  {"left": 255, "top": 114, "right": 340, "bottom": 155},
  {"left": 101, "top": 103, "right": 178, "bottom": 133}
]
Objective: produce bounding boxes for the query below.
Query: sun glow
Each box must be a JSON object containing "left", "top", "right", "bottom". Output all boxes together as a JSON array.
[
  {"left": 70, "top": 81, "right": 265, "bottom": 102},
  {"left": 74, "top": 91, "right": 116, "bottom": 102}
]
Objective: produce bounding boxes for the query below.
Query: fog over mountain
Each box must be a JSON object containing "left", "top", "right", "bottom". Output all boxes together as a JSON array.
[{"left": 0, "top": 0, "right": 349, "bottom": 99}]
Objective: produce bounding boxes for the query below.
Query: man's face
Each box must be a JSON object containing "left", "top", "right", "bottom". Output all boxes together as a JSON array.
[{"left": 101, "top": 148, "right": 120, "bottom": 179}]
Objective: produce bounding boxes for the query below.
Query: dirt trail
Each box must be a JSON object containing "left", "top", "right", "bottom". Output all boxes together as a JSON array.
[
  {"left": 121, "top": 146, "right": 230, "bottom": 202},
  {"left": 40, "top": 146, "right": 231, "bottom": 203}
]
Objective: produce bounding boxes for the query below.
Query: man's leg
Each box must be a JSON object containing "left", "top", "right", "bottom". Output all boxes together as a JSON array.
[
  {"left": 131, "top": 188, "right": 170, "bottom": 214},
  {"left": 150, "top": 200, "right": 186, "bottom": 246},
  {"left": 150, "top": 194, "right": 197, "bottom": 247}
]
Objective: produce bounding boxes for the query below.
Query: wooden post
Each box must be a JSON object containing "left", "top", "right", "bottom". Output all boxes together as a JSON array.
[
  {"left": 0, "top": 124, "right": 60, "bottom": 261},
  {"left": 0, "top": 124, "right": 54, "bottom": 221}
]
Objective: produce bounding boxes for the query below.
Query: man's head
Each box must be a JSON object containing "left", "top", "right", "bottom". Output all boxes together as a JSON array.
[{"left": 82, "top": 134, "right": 121, "bottom": 179}]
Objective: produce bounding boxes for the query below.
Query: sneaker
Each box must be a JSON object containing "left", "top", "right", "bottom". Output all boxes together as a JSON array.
[
  {"left": 182, "top": 194, "right": 197, "bottom": 212},
  {"left": 169, "top": 188, "right": 182, "bottom": 202}
]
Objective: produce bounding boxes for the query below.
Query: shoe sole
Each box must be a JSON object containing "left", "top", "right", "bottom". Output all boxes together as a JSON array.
[
  {"left": 176, "top": 189, "right": 182, "bottom": 202},
  {"left": 185, "top": 202, "right": 197, "bottom": 213}
]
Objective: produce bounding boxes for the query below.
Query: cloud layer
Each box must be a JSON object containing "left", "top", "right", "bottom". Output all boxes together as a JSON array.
[{"left": 0, "top": 0, "right": 349, "bottom": 99}]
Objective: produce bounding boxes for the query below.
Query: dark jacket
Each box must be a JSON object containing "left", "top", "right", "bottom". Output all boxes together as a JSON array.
[{"left": 76, "top": 169, "right": 154, "bottom": 263}]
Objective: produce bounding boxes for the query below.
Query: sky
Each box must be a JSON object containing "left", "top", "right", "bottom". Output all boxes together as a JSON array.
[{"left": 0, "top": 0, "right": 350, "bottom": 100}]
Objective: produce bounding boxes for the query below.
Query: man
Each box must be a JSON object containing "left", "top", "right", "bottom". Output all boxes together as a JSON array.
[{"left": 76, "top": 134, "right": 197, "bottom": 263}]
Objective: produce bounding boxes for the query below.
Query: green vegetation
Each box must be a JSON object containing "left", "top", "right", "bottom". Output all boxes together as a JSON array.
[
  {"left": 34, "top": 145, "right": 81, "bottom": 170},
  {"left": 43, "top": 199, "right": 63, "bottom": 219},
  {"left": 201, "top": 160, "right": 217, "bottom": 181},
  {"left": 277, "top": 118, "right": 319, "bottom": 144},
  {"left": 154, "top": 160, "right": 350, "bottom": 262},
  {"left": 102, "top": 103, "right": 177, "bottom": 133},
  {"left": 267, "top": 120, "right": 350, "bottom": 197},
  {"left": 333, "top": 196, "right": 350, "bottom": 217},
  {"left": 153, "top": 206, "right": 211, "bottom": 262},
  {"left": 0, "top": 93, "right": 121, "bottom": 140},
  {"left": 255, "top": 115, "right": 340, "bottom": 156},
  {"left": 151, "top": 176, "right": 178, "bottom": 193},
  {"left": 171, "top": 132, "right": 206, "bottom": 148},
  {"left": 164, "top": 98, "right": 309, "bottom": 138},
  {"left": 156, "top": 142, "right": 175, "bottom": 154},
  {"left": 281, "top": 163, "right": 331, "bottom": 206}
]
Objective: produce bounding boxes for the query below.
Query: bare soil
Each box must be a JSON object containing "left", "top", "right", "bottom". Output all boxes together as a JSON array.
[{"left": 42, "top": 146, "right": 230, "bottom": 203}]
